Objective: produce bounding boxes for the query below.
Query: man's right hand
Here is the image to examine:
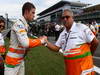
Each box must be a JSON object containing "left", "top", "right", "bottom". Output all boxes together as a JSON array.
[{"left": 39, "top": 36, "right": 48, "bottom": 45}]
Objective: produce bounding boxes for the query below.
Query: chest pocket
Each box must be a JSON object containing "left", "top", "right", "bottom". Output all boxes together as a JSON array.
[
  {"left": 69, "top": 35, "right": 78, "bottom": 43},
  {"left": 69, "top": 32, "right": 84, "bottom": 48}
]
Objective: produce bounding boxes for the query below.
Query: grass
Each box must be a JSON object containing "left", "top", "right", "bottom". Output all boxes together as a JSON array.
[
  {"left": 5, "top": 38, "right": 65, "bottom": 75},
  {"left": 25, "top": 46, "right": 65, "bottom": 75}
]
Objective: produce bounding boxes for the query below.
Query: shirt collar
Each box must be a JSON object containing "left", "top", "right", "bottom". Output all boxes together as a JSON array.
[
  {"left": 21, "top": 16, "right": 29, "bottom": 27},
  {"left": 63, "top": 22, "right": 77, "bottom": 34},
  {"left": 70, "top": 22, "right": 76, "bottom": 32},
  {"left": 20, "top": 16, "right": 29, "bottom": 30}
]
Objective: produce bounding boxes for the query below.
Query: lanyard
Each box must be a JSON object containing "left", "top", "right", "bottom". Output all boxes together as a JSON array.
[{"left": 63, "top": 31, "right": 71, "bottom": 51}]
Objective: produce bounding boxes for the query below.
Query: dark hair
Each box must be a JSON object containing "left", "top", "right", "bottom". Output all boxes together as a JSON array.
[
  {"left": 0, "top": 19, "right": 5, "bottom": 29},
  {"left": 22, "top": 2, "right": 35, "bottom": 16},
  {"left": 89, "top": 21, "right": 92, "bottom": 24},
  {"left": 0, "top": 19, "right": 5, "bottom": 24}
]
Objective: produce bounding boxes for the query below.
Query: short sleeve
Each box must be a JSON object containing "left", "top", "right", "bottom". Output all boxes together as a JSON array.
[{"left": 84, "top": 28, "right": 95, "bottom": 43}]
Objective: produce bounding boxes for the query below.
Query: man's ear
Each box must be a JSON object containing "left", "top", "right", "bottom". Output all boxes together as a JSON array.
[{"left": 25, "top": 10, "right": 29, "bottom": 15}]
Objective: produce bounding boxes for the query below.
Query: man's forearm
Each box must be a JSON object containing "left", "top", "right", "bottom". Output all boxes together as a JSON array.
[
  {"left": 46, "top": 41, "right": 60, "bottom": 52},
  {"left": 90, "top": 44, "right": 98, "bottom": 55},
  {"left": 90, "top": 41, "right": 99, "bottom": 55}
]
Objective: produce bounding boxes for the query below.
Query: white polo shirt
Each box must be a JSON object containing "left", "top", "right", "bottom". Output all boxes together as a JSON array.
[
  {"left": 0, "top": 33, "right": 4, "bottom": 46},
  {"left": 55, "top": 22, "right": 95, "bottom": 55}
]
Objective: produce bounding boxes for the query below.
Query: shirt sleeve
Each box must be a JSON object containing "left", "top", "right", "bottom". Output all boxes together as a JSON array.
[
  {"left": 0, "top": 33, "right": 4, "bottom": 46},
  {"left": 84, "top": 27, "right": 95, "bottom": 43},
  {"left": 13, "top": 23, "right": 41, "bottom": 48}
]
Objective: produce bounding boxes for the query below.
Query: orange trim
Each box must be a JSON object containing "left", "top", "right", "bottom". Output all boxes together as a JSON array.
[
  {"left": 19, "top": 29, "right": 26, "bottom": 33},
  {"left": 92, "top": 31, "right": 96, "bottom": 36},
  {"left": 0, "top": 46, "right": 6, "bottom": 53},
  {"left": 9, "top": 48, "right": 25, "bottom": 54},
  {"left": 5, "top": 56, "right": 23, "bottom": 66},
  {"left": 64, "top": 55, "right": 94, "bottom": 75},
  {"left": 64, "top": 43, "right": 91, "bottom": 57},
  {"left": 29, "top": 38, "right": 41, "bottom": 48}
]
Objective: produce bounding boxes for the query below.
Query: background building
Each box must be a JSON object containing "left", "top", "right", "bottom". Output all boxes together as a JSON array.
[
  {"left": 37, "top": 0, "right": 88, "bottom": 24},
  {"left": 75, "top": 4, "right": 100, "bottom": 23}
]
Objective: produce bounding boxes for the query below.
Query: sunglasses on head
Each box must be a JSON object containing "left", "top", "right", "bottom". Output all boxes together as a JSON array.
[{"left": 62, "top": 16, "right": 70, "bottom": 19}]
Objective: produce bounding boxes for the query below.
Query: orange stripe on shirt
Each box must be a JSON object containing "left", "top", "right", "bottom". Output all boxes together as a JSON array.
[
  {"left": 9, "top": 48, "right": 25, "bottom": 54},
  {"left": 29, "top": 38, "right": 41, "bottom": 48},
  {"left": 5, "top": 55, "right": 23, "bottom": 66},
  {"left": 0, "top": 46, "right": 6, "bottom": 53},
  {"left": 64, "top": 43, "right": 91, "bottom": 57}
]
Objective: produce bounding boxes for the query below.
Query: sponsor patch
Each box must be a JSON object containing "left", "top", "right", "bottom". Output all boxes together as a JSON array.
[
  {"left": 17, "top": 24, "right": 24, "bottom": 29},
  {"left": 70, "top": 37, "right": 77, "bottom": 39}
]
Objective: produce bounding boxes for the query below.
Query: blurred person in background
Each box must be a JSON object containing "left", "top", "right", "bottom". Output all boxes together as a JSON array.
[
  {"left": 88, "top": 22, "right": 97, "bottom": 36},
  {"left": 0, "top": 19, "right": 6, "bottom": 75},
  {"left": 92, "top": 20, "right": 99, "bottom": 37},
  {"left": 55, "top": 23, "right": 61, "bottom": 41}
]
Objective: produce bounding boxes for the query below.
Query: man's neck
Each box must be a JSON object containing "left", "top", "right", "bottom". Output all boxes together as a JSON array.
[
  {"left": 66, "top": 25, "right": 72, "bottom": 32},
  {"left": 66, "top": 22, "right": 74, "bottom": 32},
  {"left": 23, "top": 15, "right": 28, "bottom": 22}
]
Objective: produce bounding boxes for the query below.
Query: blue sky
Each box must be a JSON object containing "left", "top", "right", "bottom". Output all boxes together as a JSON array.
[{"left": 0, "top": 0, "right": 100, "bottom": 19}]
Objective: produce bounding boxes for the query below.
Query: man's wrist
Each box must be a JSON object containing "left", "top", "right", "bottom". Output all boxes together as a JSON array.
[{"left": 44, "top": 42, "right": 47, "bottom": 46}]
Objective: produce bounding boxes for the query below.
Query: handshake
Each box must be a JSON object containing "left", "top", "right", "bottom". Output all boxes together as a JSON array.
[{"left": 39, "top": 36, "right": 48, "bottom": 46}]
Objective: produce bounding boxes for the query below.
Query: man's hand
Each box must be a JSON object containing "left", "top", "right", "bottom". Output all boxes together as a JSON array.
[{"left": 39, "top": 36, "right": 47, "bottom": 46}]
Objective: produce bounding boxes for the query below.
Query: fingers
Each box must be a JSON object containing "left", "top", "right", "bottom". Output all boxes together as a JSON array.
[{"left": 39, "top": 36, "right": 48, "bottom": 45}]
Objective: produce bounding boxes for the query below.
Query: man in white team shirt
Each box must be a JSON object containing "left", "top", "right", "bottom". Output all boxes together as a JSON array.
[
  {"left": 45, "top": 9, "right": 99, "bottom": 75},
  {"left": 4, "top": 2, "right": 46, "bottom": 75},
  {"left": 0, "top": 19, "right": 6, "bottom": 75}
]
